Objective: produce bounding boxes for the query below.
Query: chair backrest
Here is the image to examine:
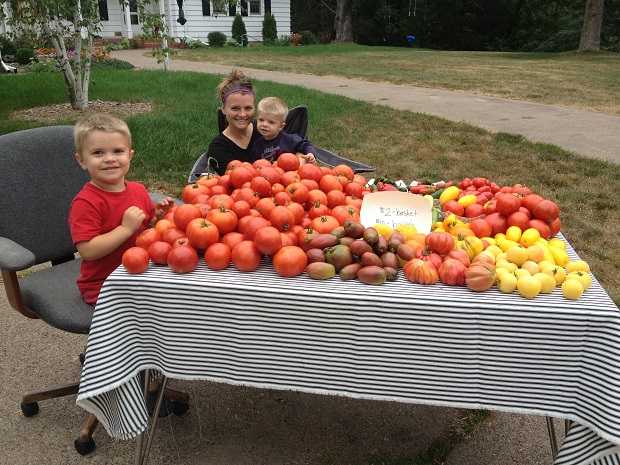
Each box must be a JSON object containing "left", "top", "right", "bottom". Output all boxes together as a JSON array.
[
  {"left": 217, "top": 105, "right": 309, "bottom": 139},
  {"left": 0, "top": 126, "right": 90, "bottom": 265}
]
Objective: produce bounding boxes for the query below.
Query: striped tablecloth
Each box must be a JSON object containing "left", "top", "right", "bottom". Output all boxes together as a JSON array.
[{"left": 77, "top": 239, "right": 620, "bottom": 465}]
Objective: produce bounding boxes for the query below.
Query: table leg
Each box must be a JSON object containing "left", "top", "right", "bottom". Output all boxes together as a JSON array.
[
  {"left": 134, "top": 369, "right": 151, "bottom": 465},
  {"left": 546, "top": 416, "right": 559, "bottom": 459},
  {"left": 140, "top": 376, "right": 169, "bottom": 465}
]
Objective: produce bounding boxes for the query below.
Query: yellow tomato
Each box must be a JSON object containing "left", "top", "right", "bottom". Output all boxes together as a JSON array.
[
  {"left": 495, "top": 267, "right": 512, "bottom": 277},
  {"left": 497, "top": 273, "right": 518, "bottom": 293},
  {"left": 506, "top": 245, "right": 528, "bottom": 266},
  {"left": 562, "top": 279, "right": 584, "bottom": 300},
  {"left": 481, "top": 236, "right": 496, "bottom": 246},
  {"left": 423, "top": 195, "right": 435, "bottom": 206},
  {"left": 521, "top": 260, "right": 540, "bottom": 276},
  {"left": 533, "top": 272, "right": 557, "bottom": 294},
  {"left": 496, "top": 252, "right": 508, "bottom": 262},
  {"left": 457, "top": 194, "right": 478, "bottom": 208},
  {"left": 542, "top": 265, "right": 567, "bottom": 286},
  {"left": 479, "top": 250, "right": 497, "bottom": 263},
  {"left": 526, "top": 245, "right": 544, "bottom": 263},
  {"left": 514, "top": 268, "right": 532, "bottom": 279},
  {"left": 485, "top": 245, "right": 504, "bottom": 258},
  {"left": 566, "top": 271, "right": 593, "bottom": 291},
  {"left": 395, "top": 224, "right": 419, "bottom": 240},
  {"left": 517, "top": 275, "right": 542, "bottom": 299},
  {"left": 496, "top": 259, "right": 518, "bottom": 273},
  {"left": 519, "top": 228, "right": 541, "bottom": 248},
  {"left": 549, "top": 246, "right": 570, "bottom": 268},
  {"left": 537, "top": 260, "right": 554, "bottom": 272},
  {"left": 505, "top": 225, "right": 522, "bottom": 243},
  {"left": 373, "top": 223, "right": 393, "bottom": 238},
  {"left": 565, "top": 260, "right": 591, "bottom": 274},
  {"left": 548, "top": 237, "right": 566, "bottom": 251},
  {"left": 494, "top": 233, "right": 507, "bottom": 242},
  {"left": 497, "top": 238, "right": 520, "bottom": 253},
  {"left": 439, "top": 185, "right": 461, "bottom": 206}
]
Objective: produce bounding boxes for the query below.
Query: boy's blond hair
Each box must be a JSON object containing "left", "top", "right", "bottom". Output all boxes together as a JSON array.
[
  {"left": 257, "top": 97, "right": 288, "bottom": 123},
  {"left": 74, "top": 113, "right": 132, "bottom": 154}
]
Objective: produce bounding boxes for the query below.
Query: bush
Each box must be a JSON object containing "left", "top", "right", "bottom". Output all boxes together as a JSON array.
[
  {"left": 226, "top": 38, "right": 241, "bottom": 47},
  {"left": 275, "top": 35, "right": 292, "bottom": 46},
  {"left": 25, "top": 60, "right": 59, "bottom": 73},
  {"left": 15, "top": 48, "right": 34, "bottom": 65},
  {"left": 0, "top": 35, "right": 17, "bottom": 56},
  {"left": 207, "top": 31, "right": 227, "bottom": 47},
  {"left": 262, "top": 12, "right": 278, "bottom": 45},
  {"left": 299, "top": 30, "right": 319, "bottom": 46},
  {"left": 187, "top": 39, "right": 204, "bottom": 49},
  {"left": 231, "top": 14, "right": 248, "bottom": 47},
  {"left": 317, "top": 31, "right": 332, "bottom": 45},
  {"left": 91, "top": 58, "right": 134, "bottom": 70}
]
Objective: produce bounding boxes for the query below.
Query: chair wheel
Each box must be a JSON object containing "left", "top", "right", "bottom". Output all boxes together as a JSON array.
[
  {"left": 74, "top": 437, "right": 96, "bottom": 455},
  {"left": 172, "top": 401, "right": 189, "bottom": 416},
  {"left": 21, "top": 402, "right": 39, "bottom": 417}
]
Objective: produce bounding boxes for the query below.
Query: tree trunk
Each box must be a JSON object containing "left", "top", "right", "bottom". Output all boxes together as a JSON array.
[
  {"left": 334, "top": 0, "right": 353, "bottom": 42},
  {"left": 579, "top": 0, "right": 604, "bottom": 51}
]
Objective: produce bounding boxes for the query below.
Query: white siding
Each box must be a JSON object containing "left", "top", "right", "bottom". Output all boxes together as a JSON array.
[{"left": 97, "top": 0, "right": 291, "bottom": 43}]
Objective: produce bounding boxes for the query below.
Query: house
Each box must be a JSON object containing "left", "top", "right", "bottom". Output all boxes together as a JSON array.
[
  {"left": 1, "top": 1, "right": 291, "bottom": 44},
  {"left": 97, "top": 0, "right": 290, "bottom": 43}
]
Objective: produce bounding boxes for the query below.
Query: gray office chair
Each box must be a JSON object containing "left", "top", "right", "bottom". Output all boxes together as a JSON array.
[{"left": 0, "top": 125, "right": 186, "bottom": 456}]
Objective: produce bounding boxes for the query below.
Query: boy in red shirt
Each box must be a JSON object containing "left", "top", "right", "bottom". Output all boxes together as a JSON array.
[{"left": 69, "top": 113, "right": 173, "bottom": 305}]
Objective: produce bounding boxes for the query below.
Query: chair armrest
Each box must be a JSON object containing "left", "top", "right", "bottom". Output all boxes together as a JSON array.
[{"left": 0, "top": 237, "right": 36, "bottom": 272}]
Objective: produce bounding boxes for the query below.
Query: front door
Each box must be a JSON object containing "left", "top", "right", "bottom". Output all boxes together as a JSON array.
[{"left": 122, "top": 0, "right": 142, "bottom": 36}]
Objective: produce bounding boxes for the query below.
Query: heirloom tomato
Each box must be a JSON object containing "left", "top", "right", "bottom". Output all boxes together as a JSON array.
[
  {"left": 122, "top": 247, "right": 150, "bottom": 274},
  {"left": 204, "top": 243, "right": 231, "bottom": 271},
  {"left": 532, "top": 199, "right": 560, "bottom": 223},
  {"left": 272, "top": 246, "right": 308, "bottom": 277},
  {"left": 495, "top": 193, "right": 521, "bottom": 216},
  {"left": 167, "top": 245, "right": 198, "bottom": 274}
]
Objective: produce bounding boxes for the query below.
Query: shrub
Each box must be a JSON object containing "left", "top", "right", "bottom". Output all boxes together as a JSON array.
[
  {"left": 91, "top": 58, "right": 134, "bottom": 70},
  {"left": 187, "top": 39, "right": 204, "bottom": 49},
  {"left": 276, "top": 35, "right": 292, "bottom": 46},
  {"left": 299, "top": 30, "right": 319, "bottom": 46},
  {"left": 317, "top": 31, "right": 332, "bottom": 45},
  {"left": 262, "top": 12, "right": 277, "bottom": 45},
  {"left": 226, "top": 38, "right": 241, "bottom": 47},
  {"left": 26, "top": 60, "right": 59, "bottom": 73},
  {"left": 231, "top": 13, "right": 248, "bottom": 47},
  {"left": 0, "top": 35, "right": 17, "bottom": 56},
  {"left": 207, "top": 31, "right": 227, "bottom": 47},
  {"left": 15, "top": 48, "right": 34, "bottom": 65}
]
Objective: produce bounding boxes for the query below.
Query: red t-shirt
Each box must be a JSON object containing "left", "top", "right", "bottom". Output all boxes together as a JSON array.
[{"left": 69, "top": 181, "right": 154, "bottom": 305}]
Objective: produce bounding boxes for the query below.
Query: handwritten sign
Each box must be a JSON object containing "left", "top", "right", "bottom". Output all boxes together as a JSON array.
[{"left": 360, "top": 191, "right": 433, "bottom": 233}]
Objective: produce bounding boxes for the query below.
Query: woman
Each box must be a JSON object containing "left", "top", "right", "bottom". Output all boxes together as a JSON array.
[{"left": 206, "top": 69, "right": 261, "bottom": 175}]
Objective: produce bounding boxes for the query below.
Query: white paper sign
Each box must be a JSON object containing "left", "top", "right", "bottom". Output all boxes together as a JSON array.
[{"left": 360, "top": 191, "right": 432, "bottom": 233}]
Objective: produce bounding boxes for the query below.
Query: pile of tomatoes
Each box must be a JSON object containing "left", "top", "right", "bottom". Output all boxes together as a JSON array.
[{"left": 122, "top": 153, "right": 372, "bottom": 276}]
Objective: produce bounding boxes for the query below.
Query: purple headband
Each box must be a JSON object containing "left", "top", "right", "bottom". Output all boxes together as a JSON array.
[{"left": 222, "top": 88, "right": 255, "bottom": 102}]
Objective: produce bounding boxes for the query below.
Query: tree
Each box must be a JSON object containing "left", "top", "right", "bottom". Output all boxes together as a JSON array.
[
  {"left": 334, "top": 0, "right": 353, "bottom": 42},
  {"left": 579, "top": 0, "right": 605, "bottom": 50}
]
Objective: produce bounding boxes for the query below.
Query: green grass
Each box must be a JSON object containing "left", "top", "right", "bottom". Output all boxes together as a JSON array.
[
  {"left": 177, "top": 45, "right": 620, "bottom": 116},
  {"left": 2, "top": 68, "right": 619, "bottom": 307}
]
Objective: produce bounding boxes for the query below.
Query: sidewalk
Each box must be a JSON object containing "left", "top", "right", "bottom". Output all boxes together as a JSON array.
[{"left": 112, "top": 49, "right": 620, "bottom": 164}]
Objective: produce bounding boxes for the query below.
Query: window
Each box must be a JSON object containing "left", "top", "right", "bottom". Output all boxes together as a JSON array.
[
  {"left": 249, "top": 0, "right": 260, "bottom": 14},
  {"left": 212, "top": 1, "right": 227, "bottom": 14},
  {"left": 201, "top": 0, "right": 210, "bottom": 16},
  {"left": 98, "top": 0, "right": 109, "bottom": 21}
]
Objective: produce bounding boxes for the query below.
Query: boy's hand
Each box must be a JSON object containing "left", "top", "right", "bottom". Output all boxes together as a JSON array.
[
  {"left": 154, "top": 197, "right": 175, "bottom": 222},
  {"left": 122, "top": 206, "right": 147, "bottom": 233},
  {"left": 301, "top": 153, "right": 316, "bottom": 165}
]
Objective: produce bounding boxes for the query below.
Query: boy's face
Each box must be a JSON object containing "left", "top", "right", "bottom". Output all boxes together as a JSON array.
[
  {"left": 75, "top": 130, "right": 134, "bottom": 192},
  {"left": 256, "top": 112, "right": 286, "bottom": 140}
]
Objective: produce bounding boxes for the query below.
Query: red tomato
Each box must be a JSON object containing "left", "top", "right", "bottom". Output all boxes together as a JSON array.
[
  {"left": 232, "top": 200, "right": 251, "bottom": 218},
  {"left": 309, "top": 201, "right": 331, "bottom": 219},
  {"left": 332, "top": 164, "right": 355, "bottom": 182},
  {"left": 300, "top": 179, "right": 320, "bottom": 192},
  {"left": 173, "top": 204, "right": 202, "bottom": 231},
  {"left": 443, "top": 200, "right": 465, "bottom": 217},
  {"left": 206, "top": 207, "right": 238, "bottom": 235},
  {"left": 287, "top": 201, "right": 305, "bottom": 225},
  {"left": 135, "top": 228, "right": 161, "bottom": 250},
  {"left": 161, "top": 227, "right": 187, "bottom": 246},
  {"left": 485, "top": 212, "right": 509, "bottom": 236},
  {"left": 529, "top": 219, "right": 552, "bottom": 240},
  {"left": 326, "top": 190, "right": 346, "bottom": 209},
  {"left": 204, "top": 243, "right": 231, "bottom": 270},
  {"left": 507, "top": 211, "right": 531, "bottom": 231},
  {"left": 255, "top": 197, "right": 277, "bottom": 220},
  {"left": 276, "top": 152, "right": 300, "bottom": 172},
  {"left": 269, "top": 205, "right": 296, "bottom": 232},
  {"left": 254, "top": 226, "right": 283, "bottom": 255},
  {"left": 468, "top": 218, "right": 492, "bottom": 238},
  {"left": 167, "top": 245, "right": 199, "bottom": 273},
  {"left": 231, "top": 240, "right": 262, "bottom": 272},
  {"left": 297, "top": 163, "right": 323, "bottom": 183},
  {"left": 250, "top": 176, "right": 272, "bottom": 198},
  {"left": 209, "top": 194, "right": 235, "bottom": 210},
  {"left": 532, "top": 199, "right": 560, "bottom": 223},
  {"left": 229, "top": 165, "right": 254, "bottom": 189},
  {"left": 464, "top": 203, "right": 484, "bottom": 218},
  {"left": 154, "top": 218, "right": 176, "bottom": 237},
  {"left": 280, "top": 171, "right": 300, "bottom": 187},
  {"left": 548, "top": 217, "right": 562, "bottom": 237},
  {"left": 258, "top": 166, "right": 281, "bottom": 185},
  {"left": 344, "top": 182, "right": 363, "bottom": 197},
  {"left": 122, "top": 247, "right": 150, "bottom": 274},
  {"left": 244, "top": 216, "right": 270, "bottom": 240},
  {"left": 272, "top": 246, "right": 308, "bottom": 277},
  {"left": 311, "top": 215, "right": 341, "bottom": 234},
  {"left": 286, "top": 182, "right": 310, "bottom": 204},
  {"left": 221, "top": 231, "right": 245, "bottom": 251},
  {"left": 331, "top": 204, "right": 360, "bottom": 225},
  {"left": 182, "top": 183, "right": 210, "bottom": 204},
  {"left": 185, "top": 218, "right": 220, "bottom": 250},
  {"left": 495, "top": 193, "right": 521, "bottom": 216},
  {"left": 147, "top": 240, "right": 172, "bottom": 265},
  {"left": 521, "top": 194, "right": 544, "bottom": 214},
  {"left": 319, "top": 174, "right": 344, "bottom": 193}
]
